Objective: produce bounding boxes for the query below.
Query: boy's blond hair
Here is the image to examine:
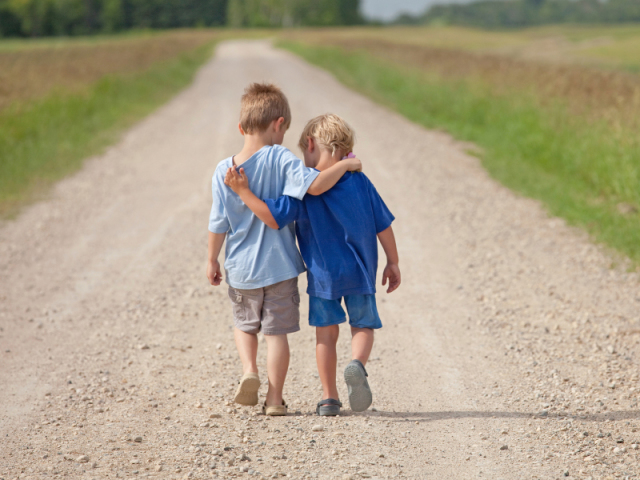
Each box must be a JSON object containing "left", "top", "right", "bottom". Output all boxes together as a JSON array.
[
  {"left": 240, "top": 83, "right": 291, "bottom": 134},
  {"left": 298, "top": 114, "right": 355, "bottom": 156}
]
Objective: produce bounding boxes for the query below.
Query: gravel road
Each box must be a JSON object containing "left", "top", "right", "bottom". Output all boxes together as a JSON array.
[{"left": 1, "top": 40, "right": 639, "bottom": 480}]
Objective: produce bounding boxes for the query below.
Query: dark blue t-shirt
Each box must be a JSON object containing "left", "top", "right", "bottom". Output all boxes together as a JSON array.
[{"left": 265, "top": 171, "right": 394, "bottom": 300}]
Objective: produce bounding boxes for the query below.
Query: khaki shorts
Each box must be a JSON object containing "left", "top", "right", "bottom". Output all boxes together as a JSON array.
[{"left": 228, "top": 277, "right": 300, "bottom": 335}]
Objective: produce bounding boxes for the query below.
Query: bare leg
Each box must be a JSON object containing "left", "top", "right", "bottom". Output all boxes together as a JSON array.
[
  {"left": 351, "top": 327, "right": 374, "bottom": 366},
  {"left": 264, "top": 334, "right": 290, "bottom": 406},
  {"left": 316, "top": 325, "right": 340, "bottom": 400},
  {"left": 345, "top": 327, "right": 374, "bottom": 412},
  {"left": 234, "top": 328, "right": 258, "bottom": 374}
]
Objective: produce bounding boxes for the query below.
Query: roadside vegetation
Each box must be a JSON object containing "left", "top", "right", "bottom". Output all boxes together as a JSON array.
[
  {"left": 0, "top": 30, "right": 228, "bottom": 215},
  {"left": 279, "top": 25, "right": 640, "bottom": 265}
]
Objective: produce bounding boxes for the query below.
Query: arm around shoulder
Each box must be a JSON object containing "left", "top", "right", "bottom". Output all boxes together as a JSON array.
[
  {"left": 224, "top": 167, "right": 279, "bottom": 229},
  {"left": 306, "top": 157, "right": 362, "bottom": 196}
]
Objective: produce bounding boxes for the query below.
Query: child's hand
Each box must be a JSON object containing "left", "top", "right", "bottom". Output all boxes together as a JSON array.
[
  {"left": 224, "top": 167, "right": 249, "bottom": 194},
  {"left": 343, "top": 157, "right": 362, "bottom": 172},
  {"left": 382, "top": 263, "right": 401, "bottom": 293},
  {"left": 206, "top": 259, "right": 223, "bottom": 286}
]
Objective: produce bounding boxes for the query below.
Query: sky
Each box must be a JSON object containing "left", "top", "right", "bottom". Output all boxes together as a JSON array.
[{"left": 361, "top": 0, "right": 473, "bottom": 21}]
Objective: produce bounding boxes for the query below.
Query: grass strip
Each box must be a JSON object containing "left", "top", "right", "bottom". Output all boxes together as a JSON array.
[
  {"left": 0, "top": 41, "right": 215, "bottom": 216},
  {"left": 280, "top": 41, "right": 640, "bottom": 266}
]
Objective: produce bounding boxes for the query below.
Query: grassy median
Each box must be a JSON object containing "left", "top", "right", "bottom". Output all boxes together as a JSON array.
[{"left": 280, "top": 39, "right": 640, "bottom": 266}]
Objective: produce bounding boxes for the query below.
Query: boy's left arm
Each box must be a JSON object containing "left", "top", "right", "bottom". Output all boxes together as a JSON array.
[
  {"left": 224, "top": 167, "right": 279, "bottom": 230},
  {"left": 378, "top": 226, "right": 401, "bottom": 293}
]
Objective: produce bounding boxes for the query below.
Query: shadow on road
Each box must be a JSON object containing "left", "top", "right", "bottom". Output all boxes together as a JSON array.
[{"left": 338, "top": 410, "right": 640, "bottom": 423}]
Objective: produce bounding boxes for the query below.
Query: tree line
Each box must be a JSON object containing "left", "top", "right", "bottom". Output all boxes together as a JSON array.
[
  {"left": 397, "top": 0, "right": 640, "bottom": 28},
  {"left": 0, "top": 0, "right": 361, "bottom": 37},
  {"left": 227, "top": 0, "right": 360, "bottom": 28}
]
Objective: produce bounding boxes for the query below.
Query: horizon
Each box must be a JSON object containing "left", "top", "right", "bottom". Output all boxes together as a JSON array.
[{"left": 361, "top": 0, "right": 475, "bottom": 21}]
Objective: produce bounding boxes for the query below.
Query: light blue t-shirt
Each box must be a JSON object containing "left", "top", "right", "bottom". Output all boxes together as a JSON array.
[{"left": 208, "top": 145, "right": 320, "bottom": 289}]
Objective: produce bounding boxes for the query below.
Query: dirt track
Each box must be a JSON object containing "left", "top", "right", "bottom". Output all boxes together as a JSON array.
[{"left": 1, "top": 40, "right": 640, "bottom": 480}]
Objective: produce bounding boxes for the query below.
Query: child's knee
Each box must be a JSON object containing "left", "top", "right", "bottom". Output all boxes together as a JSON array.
[
  {"left": 351, "top": 326, "right": 374, "bottom": 338},
  {"left": 264, "top": 333, "right": 289, "bottom": 345},
  {"left": 234, "top": 326, "right": 259, "bottom": 338},
  {"left": 316, "top": 325, "right": 339, "bottom": 343}
]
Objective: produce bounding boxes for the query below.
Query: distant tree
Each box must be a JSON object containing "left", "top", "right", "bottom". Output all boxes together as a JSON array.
[
  {"left": 339, "top": 0, "right": 361, "bottom": 24},
  {"left": 295, "top": 0, "right": 340, "bottom": 26},
  {"left": 227, "top": 0, "right": 284, "bottom": 28},
  {"left": 227, "top": 0, "right": 360, "bottom": 27},
  {"left": 101, "top": 0, "right": 122, "bottom": 31},
  {"left": 418, "top": 0, "right": 640, "bottom": 28},
  {"left": 0, "top": 1, "right": 23, "bottom": 36},
  {"left": 5, "top": 0, "right": 46, "bottom": 35},
  {"left": 0, "top": 0, "right": 360, "bottom": 37}
]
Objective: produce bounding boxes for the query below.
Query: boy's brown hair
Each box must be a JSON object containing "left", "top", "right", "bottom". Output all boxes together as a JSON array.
[
  {"left": 298, "top": 113, "right": 355, "bottom": 156},
  {"left": 240, "top": 83, "right": 291, "bottom": 134}
]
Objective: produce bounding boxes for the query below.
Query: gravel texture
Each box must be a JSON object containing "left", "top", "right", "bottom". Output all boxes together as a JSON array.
[{"left": 1, "top": 40, "right": 639, "bottom": 480}]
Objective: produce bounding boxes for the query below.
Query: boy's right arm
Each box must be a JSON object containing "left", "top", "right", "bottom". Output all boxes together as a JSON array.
[
  {"left": 378, "top": 226, "right": 401, "bottom": 293},
  {"left": 206, "top": 231, "right": 225, "bottom": 286},
  {"left": 306, "top": 157, "right": 362, "bottom": 196},
  {"left": 207, "top": 171, "right": 230, "bottom": 286}
]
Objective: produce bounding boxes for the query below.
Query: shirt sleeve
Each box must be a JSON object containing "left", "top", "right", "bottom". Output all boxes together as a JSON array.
[
  {"left": 277, "top": 147, "right": 320, "bottom": 200},
  {"left": 208, "top": 174, "right": 230, "bottom": 234},
  {"left": 366, "top": 178, "right": 395, "bottom": 233},
  {"left": 265, "top": 196, "right": 302, "bottom": 230}
]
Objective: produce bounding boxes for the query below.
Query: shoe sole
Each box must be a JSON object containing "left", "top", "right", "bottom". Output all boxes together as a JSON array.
[
  {"left": 234, "top": 375, "right": 260, "bottom": 406},
  {"left": 344, "top": 363, "right": 372, "bottom": 412}
]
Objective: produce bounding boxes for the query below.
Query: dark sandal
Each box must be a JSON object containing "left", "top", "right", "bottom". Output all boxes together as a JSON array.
[{"left": 316, "top": 398, "right": 342, "bottom": 416}]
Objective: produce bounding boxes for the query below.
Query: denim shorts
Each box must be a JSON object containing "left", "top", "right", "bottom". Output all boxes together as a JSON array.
[{"left": 309, "top": 294, "right": 382, "bottom": 329}]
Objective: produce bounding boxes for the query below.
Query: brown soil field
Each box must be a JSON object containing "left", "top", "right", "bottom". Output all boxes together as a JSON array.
[
  {"left": 0, "top": 30, "right": 221, "bottom": 112},
  {"left": 282, "top": 32, "right": 640, "bottom": 128},
  {"left": 282, "top": 26, "right": 640, "bottom": 69}
]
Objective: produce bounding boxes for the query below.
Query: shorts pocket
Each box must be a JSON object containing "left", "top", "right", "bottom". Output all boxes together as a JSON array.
[{"left": 228, "top": 288, "right": 246, "bottom": 323}]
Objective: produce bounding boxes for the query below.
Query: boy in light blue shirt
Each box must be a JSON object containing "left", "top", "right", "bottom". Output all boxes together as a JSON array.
[{"left": 206, "top": 84, "right": 361, "bottom": 415}]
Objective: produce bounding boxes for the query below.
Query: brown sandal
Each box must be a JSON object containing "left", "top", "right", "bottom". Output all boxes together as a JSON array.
[{"left": 262, "top": 400, "right": 288, "bottom": 416}]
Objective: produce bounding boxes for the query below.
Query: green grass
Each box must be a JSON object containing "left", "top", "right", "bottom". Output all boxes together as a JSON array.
[
  {"left": 0, "top": 41, "right": 215, "bottom": 215},
  {"left": 280, "top": 41, "right": 640, "bottom": 266}
]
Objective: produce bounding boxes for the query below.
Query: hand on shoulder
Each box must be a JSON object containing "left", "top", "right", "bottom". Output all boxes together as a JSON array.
[
  {"left": 343, "top": 157, "right": 362, "bottom": 173},
  {"left": 224, "top": 167, "right": 249, "bottom": 194}
]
